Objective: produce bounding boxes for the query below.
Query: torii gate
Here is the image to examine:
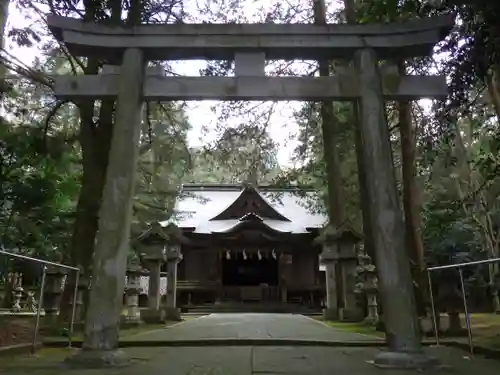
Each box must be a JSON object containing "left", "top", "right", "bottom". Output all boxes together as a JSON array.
[{"left": 48, "top": 14, "right": 454, "bottom": 368}]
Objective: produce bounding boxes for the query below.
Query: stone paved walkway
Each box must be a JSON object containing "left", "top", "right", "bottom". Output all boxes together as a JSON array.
[
  {"left": 129, "top": 313, "right": 381, "bottom": 342},
  {"left": 4, "top": 314, "right": 500, "bottom": 374},
  {"left": 3, "top": 346, "right": 498, "bottom": 375}
]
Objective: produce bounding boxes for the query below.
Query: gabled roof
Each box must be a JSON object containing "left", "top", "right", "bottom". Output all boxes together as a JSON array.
[
  {"left": 164, "top": 183, "right": 327, "bottom": 234},
  {"left": 210, "top": 184, "right": 291, "bottom": 221},
  {"left": 215, "top": 211, "right": 291, "bottom": 235}
]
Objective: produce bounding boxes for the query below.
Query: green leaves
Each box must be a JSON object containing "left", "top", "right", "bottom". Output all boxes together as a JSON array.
[
  {"left": 0, "top": 122, "right": 80, "bottom": 256},
  {"left": 185, "top": 123, "right": 281, "bottom": 185},
  {"left": 8, "top": 27, "right": 41, "bottom": 47},
  {"left": 131, "top": 101, "right": 192, "bottom": 237}
]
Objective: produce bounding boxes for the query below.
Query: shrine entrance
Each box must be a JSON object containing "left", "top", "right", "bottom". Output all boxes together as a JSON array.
[
  {"left": 220, "top": 250, "right": 281, "bottom": 304},
  {"left": 221, "top": 253, "right": 278, "bottom": 287}
]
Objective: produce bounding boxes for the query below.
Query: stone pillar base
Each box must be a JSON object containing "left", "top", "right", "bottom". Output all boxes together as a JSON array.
[
  {"left": 373, "top": 351, "right": 440, "bottom": 370},
  {"left": 140, "top": 308, "right": 165, "bottom": 324},
  {"left": 323, "top": 307, "right": 339, "bottom": 321},
  {"left": 65, "top": 349, "right": 130, "bottom": 369},
  {"left": 163, "top": 306, "right": 181, "bottom": 321}
]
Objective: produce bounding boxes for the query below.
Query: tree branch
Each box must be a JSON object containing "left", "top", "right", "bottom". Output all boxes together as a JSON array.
[{"left": 42, "top": 100, "right": 70, "bottom": 149}]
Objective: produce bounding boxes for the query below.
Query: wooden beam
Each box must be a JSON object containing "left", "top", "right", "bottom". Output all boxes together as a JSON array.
[
  {"left": 47, "top": 15, "right": 454, "bottom": 60},
  {"left": 54, "top": 74, "right": 447, "bottom": 101}
]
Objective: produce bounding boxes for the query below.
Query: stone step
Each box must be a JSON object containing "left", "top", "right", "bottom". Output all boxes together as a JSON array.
[{"left": 183, "top": 303, "right": 321, "bottom": 315}]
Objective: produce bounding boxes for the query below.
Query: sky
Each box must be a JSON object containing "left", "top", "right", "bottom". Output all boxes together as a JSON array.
[{"left": 5, "top": 0, "right": 307, "bottom": 166}]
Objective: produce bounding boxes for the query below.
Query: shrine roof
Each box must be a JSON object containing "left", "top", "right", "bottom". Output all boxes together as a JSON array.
[{"left": 163, "top": 183, "right": 327, "bottom": 234}]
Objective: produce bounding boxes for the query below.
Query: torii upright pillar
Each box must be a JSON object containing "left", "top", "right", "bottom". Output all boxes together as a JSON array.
[{"left": 73, "top": 48, "right": 144, "bottom": 366}]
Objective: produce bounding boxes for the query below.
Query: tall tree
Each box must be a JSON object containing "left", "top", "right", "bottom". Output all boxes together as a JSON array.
[
  {"left": 43, "top": 0, "right": 187, "bottom": 321},
  {"left": 312, "top": 0, "right": 346, "bottom": 226},
  {"left": 0, "top": 0, "right": 10, "bottom": 98},
  {"left": 341, "top": 0, "right": 376, "bottom": 260},
  {"left": 191, "top": 124, "right": 280, "bottom": 184},
  {"left": 398, "top": 59, "right": 427, "bottom": 310}
]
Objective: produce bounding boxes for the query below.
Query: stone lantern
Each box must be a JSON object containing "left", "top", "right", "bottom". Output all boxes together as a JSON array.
[
  {"left": 135, "top": 222, "right": 168, "bottom": 324},
  {"left": 317, "top": 225, "right": 340, "bottom": 320},
  {"left": 163, "top": 223, "right": 188, "bottom": 321},
  {"left": 42, "top": 266, "right": 66, "bottom": 323},
  {"left": 317, "top": 223, "right": 363, "bottom": 321},
  {"left": 10, "top": 273, "right": 23, "bottom": 312},
  {"left": 355, "top": 251, "right": 379, "bottom": 325},
  {"left": 122, "top": 264, "right": 145, "bottom": 325},
  {"left": 135, "top": 222, "right": 188, "bottom": 322},
  {"left": 335, "top": 223, "right": 363, "bottom": 322}
]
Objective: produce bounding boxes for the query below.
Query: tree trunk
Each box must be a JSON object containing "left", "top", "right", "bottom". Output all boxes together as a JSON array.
[
  {"left": 58, "top": 65, "right": 116, "bottom": 324},
  {"left": 58, "top": 102, "right": 112, "bottom": 322},
  {"left": 0, "top": 0, "right": 10, "bottom": 98},
  {"left": 1, "top": 274, "right": 14, "bottom": 308},
  {"left": 313, "top": 0, "right": 347, "bottom": 315},
  {"left": 313, "top": 0, "right": 346, "bottom": 225},
  {"left": 485, "top": 70, "right": 500, "bottom": 122},
  {"left": 483, "top": 70, "right": 500, "bottom": 313},
  {"left": 342, "top": 0, "right": 375, "bottom": 260},
  {"left": 58, "top": 0, "right": 123, "bottom": 325},
  {"left": 398, "top": 62, "right": 427, "bottom": 315},
  {"left": 452, "top": 116, "right": 500, "bottom": 314},
  {"left": 399, "top": 75, "right": 425, "bottom": 270},
  {"left": 353, "top": 106, "right": 375, "bottom": 259},
  {"left": 0, "top": 0, "right": 8, "bottom": 47}
]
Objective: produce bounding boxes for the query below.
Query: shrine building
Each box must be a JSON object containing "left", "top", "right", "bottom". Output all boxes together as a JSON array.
[{"left": 168, "top": 183, "right": 328, "bottom": 311}]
